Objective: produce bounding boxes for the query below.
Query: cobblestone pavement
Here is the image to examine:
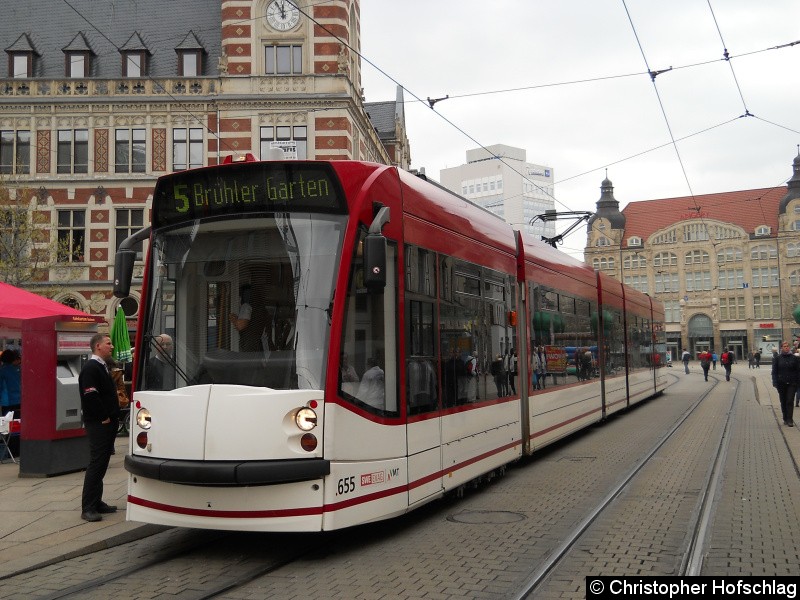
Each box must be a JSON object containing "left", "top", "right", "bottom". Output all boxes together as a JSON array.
[{"left": 2, "top": 366, "right": 798, "bottom": 599}]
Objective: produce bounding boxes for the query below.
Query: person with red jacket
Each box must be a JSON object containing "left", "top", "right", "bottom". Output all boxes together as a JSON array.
[{"left": 699, "top": 350, "right": 712, "bottom": 381}]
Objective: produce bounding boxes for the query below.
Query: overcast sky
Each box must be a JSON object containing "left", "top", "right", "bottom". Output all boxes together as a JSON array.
[{"left": 359, "top": 1, "right": 800, "bottom": 256}]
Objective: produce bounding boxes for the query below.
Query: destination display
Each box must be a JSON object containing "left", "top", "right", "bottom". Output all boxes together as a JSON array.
[{"left": 152, "top": 162, "right": 346, "bottom": 228}]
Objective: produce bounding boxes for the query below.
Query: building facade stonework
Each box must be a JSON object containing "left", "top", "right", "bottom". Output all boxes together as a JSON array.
[
  {"left": 584, "top": 154, "right": 800, "bottom": 362},
  {"left": 0, "top": 0, "right": 408, "bottom": 328}
]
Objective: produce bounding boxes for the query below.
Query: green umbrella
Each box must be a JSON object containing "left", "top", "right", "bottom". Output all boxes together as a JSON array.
[{"left": 110, "top": 307, "right": 132, "bottom": 363}]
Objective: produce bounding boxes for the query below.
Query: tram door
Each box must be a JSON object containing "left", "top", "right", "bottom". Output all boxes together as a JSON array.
[{"left": 406, "top": 248, "right": 444, "bottom": 505}]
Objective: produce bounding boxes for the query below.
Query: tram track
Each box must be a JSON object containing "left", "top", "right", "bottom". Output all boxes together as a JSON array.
[
  {"left": 7, "top": 372, "right": 747, "bottom": 600},
  {"left": 8, "top": 527, "right": 339, "bottom": 600},
  {"left": 513, "top": 373, "right": 740, "bottom": 598}
]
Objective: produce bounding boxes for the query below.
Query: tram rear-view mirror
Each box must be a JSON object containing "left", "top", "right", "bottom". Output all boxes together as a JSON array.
[{"left": 113, "top": 249, "right": 136, "bottom": 298}]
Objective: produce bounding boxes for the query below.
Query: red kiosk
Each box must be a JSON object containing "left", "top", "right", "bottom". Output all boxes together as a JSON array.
[{"left": 0, "top": 282, "right": 104, "bottom": 477}]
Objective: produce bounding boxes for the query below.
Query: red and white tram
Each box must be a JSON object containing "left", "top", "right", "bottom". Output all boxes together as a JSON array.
[{"left": 115, "top": 158, "right": 666, "bottom": 532}]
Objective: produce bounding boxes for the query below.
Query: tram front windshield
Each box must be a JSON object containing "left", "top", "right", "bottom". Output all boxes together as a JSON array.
[{"left": 140, "top": 213, "right": 346, "bottom": 392}]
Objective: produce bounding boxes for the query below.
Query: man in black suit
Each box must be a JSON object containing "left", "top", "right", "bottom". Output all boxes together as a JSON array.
[{"left": 79, "top": 333, "right": 120, "bottom": 522}]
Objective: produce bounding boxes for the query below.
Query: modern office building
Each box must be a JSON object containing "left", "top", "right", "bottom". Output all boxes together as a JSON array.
[
  {"left": 0, "top": 0, "right": 408, "bottom": 329},
  {"left": 584, "top": 152, "right": 800, "bottom": 361},
  {"left": 440, "top": 144, "right": 556, "bottom": 239}
]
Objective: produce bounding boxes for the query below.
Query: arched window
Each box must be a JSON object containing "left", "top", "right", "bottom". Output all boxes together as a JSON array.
[
  {"left": 653, "top": 252, "right": 677, "bottom": 268},
  {"left": 623, "top": 254, "right": 646, "bottom": 269},
  {"left": 684, "top": 249, "right": 709, "bottom": 265},
  {"left": 755, "top": 225, "right": 771, "bottom": 236}
]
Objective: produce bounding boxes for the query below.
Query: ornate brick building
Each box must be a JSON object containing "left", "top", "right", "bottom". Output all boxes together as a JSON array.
[
  {"left": 0, "top": 0, "right": 408, "bottom": 329},
  {"left": 585, "top": 152, "right": 800, "bottom": 362}
]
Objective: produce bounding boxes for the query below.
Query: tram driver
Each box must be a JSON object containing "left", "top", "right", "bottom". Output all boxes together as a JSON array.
[{"left": 145, "top": 334, "right": 175, "bottom": 390}]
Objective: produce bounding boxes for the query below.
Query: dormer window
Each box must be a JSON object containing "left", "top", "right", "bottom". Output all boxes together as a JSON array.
[
  {"left": 627, "top": 236, "right": 642, "bottom": 247},
  {"left": 178, "top": 51, "right": 201, "bottom": 76},
  {"left": 123, "top": 52, "right": 146, "bottom": 77},
  {"left": 755, "top": 225, "right": 771, "bottom": 236},
  {"left": 175, "top": 31, "right": 206, "bottom": 77},
  {"left": 120, "top": 33, "right": 151, "bottom": 78},
  {"left": 10, "top": 53, "right": 31, "bottom": 78},
  {"left": 5, "top": 33, "right": 39, "bottom": 78},
  {"left": 62, "top": 32, "right": 94, "bottom": 78}
]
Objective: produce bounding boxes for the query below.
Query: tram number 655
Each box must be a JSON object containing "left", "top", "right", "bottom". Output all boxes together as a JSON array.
[{"left": 337, "top": 476, "right": 356, "bottom": 496}]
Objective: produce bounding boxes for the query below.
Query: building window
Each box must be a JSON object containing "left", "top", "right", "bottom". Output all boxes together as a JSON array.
[
  {"left": 653, "top": 252, "right": 677, "bottom": 267},
  {"left": 259, "top": 126, "right": 307, "bottom": 159},
  {"left": 57, "top": 209, "right": 85, "bottom": 263},
  {"left": 664, "top": 300, "right": 681, "bottom": 323},
  {"left": 788, "top": 243, "right": 800, "bottom": 258},
  {"left": 623, "top": 254, "right": 646, "bottom": 269},
  {"left": 115, "top": 129, "right": 146, "bottom": 173},
  {"left": 685, "top": 271, "right": 711, "bottom": 291},
  {"left": 172, "top": 128, "right": 203, "bottom": 171},
  {"left": 65, "top": 52, "right": 90, "bottom": 78},
  {"left": 116, "top": 208, "right": 144, "bottom": 259},
  {"left": 624, "top": 275, "right": 648, "bottom": 294},
  {"left": 719, "top": 297, "right": 745, "bottom": 320},
  {"left": 717, "top": 247, "right": 742, "bottom": 263},
  {"left": 265, "top": 44, "right": 302, "bottom": 74},
  {"left": 717, "top": 268, "right": 744, "bottom": 290},
  {"left": 8, "top": 53, "right": 32, "bottom": 78},
  {"left": 57, "top": 129, "right": 89, "bottom": 174},
  {"left": 593, "top": 257, "right": 616, "bottom": 271},
  {"left": 755, "top": 225, "right": 771, "bottom": 236},
  {"left": 595, "top": 237, "right": 611, "bottom": 247},
  {"left": 655, "top": 272, "right": 679, "bottom": 293},
  {"left": 789, "top": 220, "right": 800, "bottom": 231},
  {"left": 122, "top": 52, "right": 147, "bottom": 77},
  {"left": 750, "top": 244, "right": 777, "bottom": 260},
  {"left": 713, "top": 225, "right": 742, "bottom": 240},
  {"left": 177, "top": 50, "right": 202, "bottom": 76},
  {"left": 684, "top": 249, "right": 709, "bottom": 265},
  {"left": 0, "top": 130, "right": 30, "bottom": 174},
  {"left": 753, "top": 295, "right": 780, "bottom": 320},
  {"left": 751, "top": 267, "right": 779, "bottom": 288},
  {"left": 683, "top": 223, "right": 710, "bottom": 242},
  {"left": 789, "top": 270, "right": 800, "bottom": 288},
  {"left": 653, "top": 229, "right": 677, "bottom": 245}
]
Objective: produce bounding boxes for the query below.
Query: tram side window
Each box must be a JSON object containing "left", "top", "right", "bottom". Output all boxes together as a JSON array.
[
  {"left": 406, "top": 245, "right": 438, "bottom": 415},
  {"left": 440, "top": 256, "right": 515, "bottom": 405},
  {"left": 627, "top": 316, "right": 652, "bottom": 370},
  {"left": 529, "top": 284, "right": 598, "bottom": 388},
  {"left": 339, "top": 231, "right": 398, "bottom": 417}
]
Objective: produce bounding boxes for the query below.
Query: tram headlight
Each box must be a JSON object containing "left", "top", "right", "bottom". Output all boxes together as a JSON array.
[
  {"left": 294, "top": 407, "right": 317, "bottom": 431},
  {"left": 136, "top": 408, "right": 152, "bottom": 430}
]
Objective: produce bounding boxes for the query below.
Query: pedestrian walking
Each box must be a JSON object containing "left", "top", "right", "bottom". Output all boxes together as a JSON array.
[
  {"left": 772, "top": 341, "right": 800, "bottom": 427},
  {"left": 699, "top": 350, "right": 711, "bottom": 381},
  {"left": 681, "top": 349, "right": 690, "bottom": 374},
  {"left": 712, "top": 352, "right": 718, "bottom": 370},
  {"left": 720, "top": 347, "right": 734, "bottom": 381},
  {"left": 79, "top": 333, "right": 120, "bottom": 522}
]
